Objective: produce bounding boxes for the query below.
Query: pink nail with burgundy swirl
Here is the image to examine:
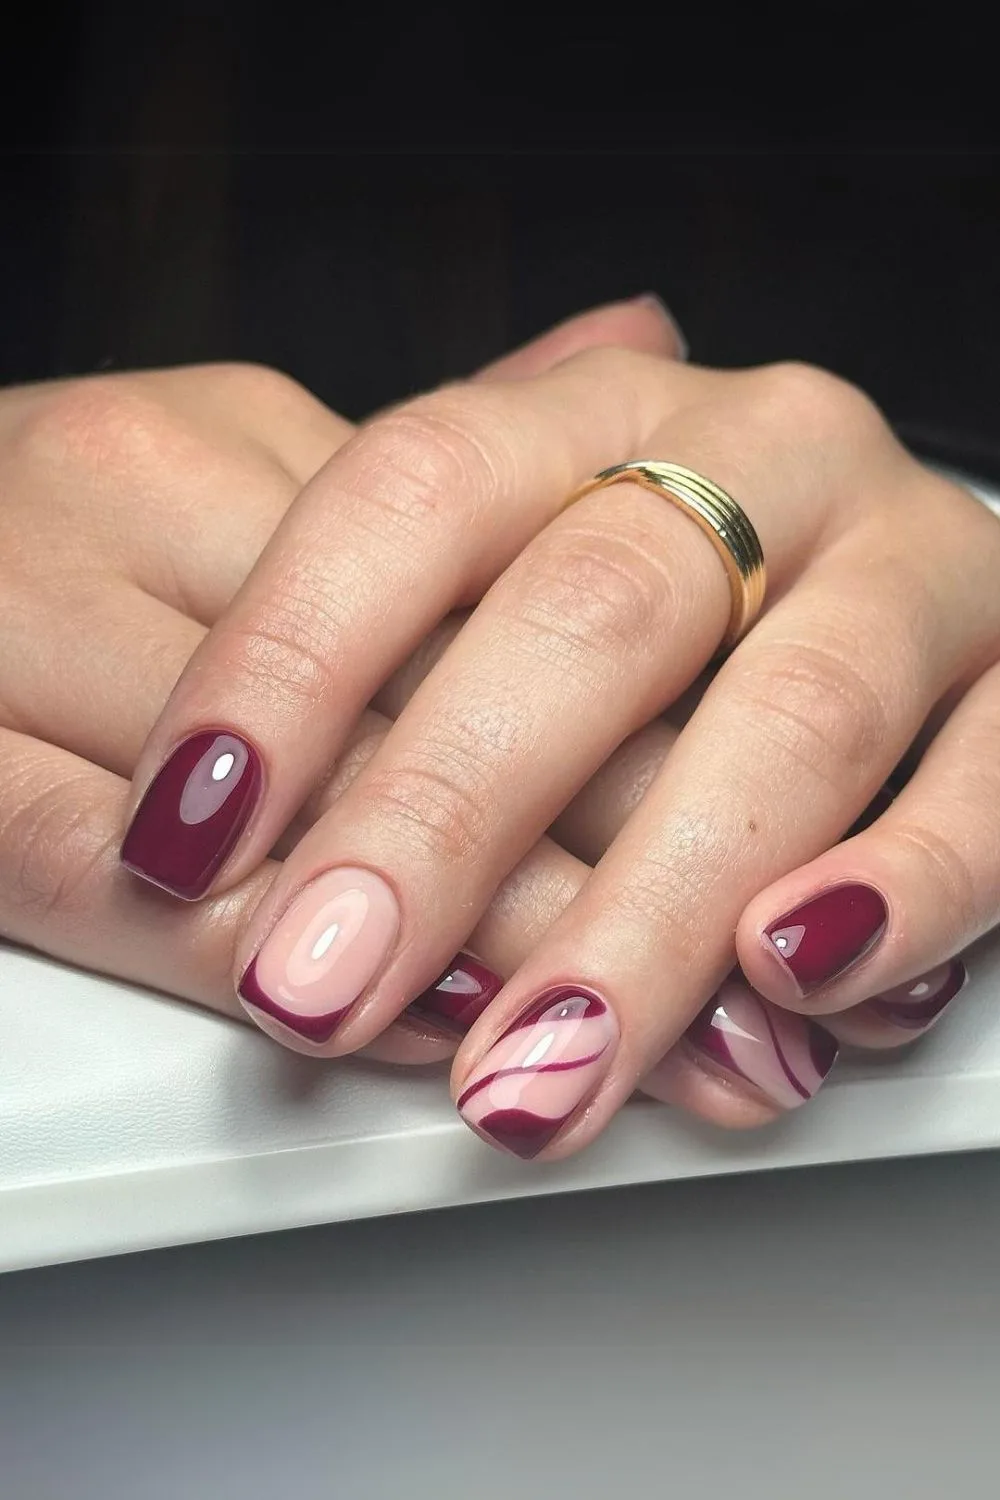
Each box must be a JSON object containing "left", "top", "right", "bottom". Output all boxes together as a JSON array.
[
  {"left": 867, "top": 959, "right": 967, "bottom": 1031},
  {"left": 405, "top": 954, "right": 503, "bottom": 1035},
  {"left": 456, "top": 986, "right": 619, "bottom": 1159},
  {"left": 685, "top": 975, "right": 838, "bottom": 1109}
]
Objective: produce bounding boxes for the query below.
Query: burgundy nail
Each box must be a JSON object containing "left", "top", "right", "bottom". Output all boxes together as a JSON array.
[
  {"left": 686, "top": 975, "right": 838, "bottom": 1109},
  {"left": 764, "top": 883, "right": 888, "bottom": 994},
  {"left": 121, "top": 730, "right": 263, "bottom": 900},
  {"left": 868, "top": 959, "right": 967, "bottom": 1031},
  {"left": 406, "top": 954, "right": 504, "bottom": 1036}
]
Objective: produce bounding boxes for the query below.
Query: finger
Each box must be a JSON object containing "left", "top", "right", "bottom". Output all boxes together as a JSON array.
[
  {"left": 0, "top": 583, "right": 201, "bottom": 774},
  {"left": 738, "top": 656, "right": 1000, "bottom": 1019},
  {"left": 817, "top": 956, "right": 969, "bottom": 1051},
  {"left": 450, "top": 393, "right": 1000, "bottom": 1159},
  {"left": 0, "top": 728, "right": 455, "bottom": 1066},
  {"left": 473, "top": 295, "right": 686, "bottom": 381},
  {"left": 232, "top": 363, "right": 863, "bottom": 1059},
  {"left": 123, "top": 346, "right": 695, "bottom": 901}
]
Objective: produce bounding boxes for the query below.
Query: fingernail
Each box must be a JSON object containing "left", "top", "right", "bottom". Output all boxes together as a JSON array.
[
  {"left": 764, "top": 883, "right": 888, "bottom": 995},
  {"left": 238, "top": 867, "right": 399, "bottom": 1045},
  {"left": 686, "top": 975, "right": 838, "bottom": 1109},
  {"left": 868, "top": 958, "right": 967, "bottom": 1031},
  {"left": 406, "top": 954, "right": 504, "bottom": 1036},
  {"left": 121, "top": 730, "right": 263, "bottom": 900},
  {"left": 457, "top": 986, "right": 618, "bottom": 1160},
  {"left": 633, "top": 292, "right": 688, "bottom": 359}
]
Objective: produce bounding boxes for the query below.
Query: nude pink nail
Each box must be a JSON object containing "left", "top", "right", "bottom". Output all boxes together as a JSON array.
[
  {"left": 457, "top": 986, "right": 619, "bottom": 1159},
  {"left": 237, "top": 867, "right": 399, "bottom": 1044}
]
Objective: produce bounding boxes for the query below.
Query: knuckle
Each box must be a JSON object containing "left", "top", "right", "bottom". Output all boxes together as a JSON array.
[
  {"left": 747, "top": 361, "right": 889, "bottom": 449},
  {"left": 889, "top": 821, "right": 980, "bottom": 932},
  {"left": 11, "top": 376, "right": 175, "bottom": 480},
  {"left": 222, "top": 598, "right": 349, "bottom": 715},
  {"left": 508, "top": 531, "right": 673, "bottom": 671},
  {"left": 362, "top": 741, "right": 500, "bottom": 867},
  {"left": 360, "top": 390, "right": 514, "bottom": 538},
  {"left": 730, "top": 641, "right": 889, "bottom": 790},
  {"left": 608, "top": 847, "right": 709, "bottom": 970}
]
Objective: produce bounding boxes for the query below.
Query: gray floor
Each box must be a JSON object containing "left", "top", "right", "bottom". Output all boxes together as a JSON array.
[{"left": 2, "top": 1152, "right": 999, "bottom": 1499}]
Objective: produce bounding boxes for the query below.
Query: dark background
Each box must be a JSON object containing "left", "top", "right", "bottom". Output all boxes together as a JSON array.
[{"left": 3, "top": 6, "right": 998, "bottom": 476}]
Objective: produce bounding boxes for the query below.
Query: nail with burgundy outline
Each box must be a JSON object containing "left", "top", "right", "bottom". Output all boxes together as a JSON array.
[
  {"left": 238, "top": 866, "right": 399, "bottom": 1045},
  {"left": 867, "top": 959, "right": 967, "bottom": 1032},
  {"left": 685, "top": 975, "right": 838, "bottom": 1110},
  {"left": 121, "top": 730, "right": 263, "bottom": 901},
  {"left": 457, "top": 986, "right": 619, "bottom": 1160},
  {"left": 763, "top": 883, "right": 888, "bottom": 995},
  {"left": 406, "top": 954, "right": 504, "bottom": 1036}
]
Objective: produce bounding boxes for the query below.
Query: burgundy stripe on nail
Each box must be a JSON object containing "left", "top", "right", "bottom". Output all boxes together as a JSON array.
[
  {"left": 405, "top": 954, "right": 503, "bottom": 1036},
  {"left": 684, "top": 976, "right": 838, "bottom": 1110},
  {"left": 764, "top": 883, "right": 888, "bottom": 994},
  {"left": 868, "top": 959, "right": 967, "bottom": 1030},
  {"left": 456, "top": 987, "right": 619, "bottom": 1160},
  {"left": 237, "top": 955, "right": 354, "bottom": 1044},
  {"left": 121, "top": 730, "right": 263, "bottom": 901},
  {"left": 456, "top": 1047, "right": 610, "bottom": 1111}
]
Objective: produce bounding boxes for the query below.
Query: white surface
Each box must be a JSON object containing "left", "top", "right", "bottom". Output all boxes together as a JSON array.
[
  {"left": 3, "top": 930, "right": 1000, "bottom": 1273},
  {"left": 5, "top": 1155, "right": 999, "bottom": 1500}
]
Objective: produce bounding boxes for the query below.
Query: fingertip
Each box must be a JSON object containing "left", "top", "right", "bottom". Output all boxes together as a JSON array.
[{"left": 474, "top": 295, "right": 687, "bottom": 383}]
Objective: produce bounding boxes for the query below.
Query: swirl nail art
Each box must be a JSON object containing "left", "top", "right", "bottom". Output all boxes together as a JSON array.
[
  {"left": 457, "top": 986, "right": 619, "bottom": 1159},
  {"left": 686, "top": 976, "right": 838, "bottom": 1110},
  {"left": 868, "top": 959, "right": 967, "bottom": 1031}
]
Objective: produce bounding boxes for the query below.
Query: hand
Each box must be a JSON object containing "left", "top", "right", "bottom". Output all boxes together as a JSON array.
[{"left": 120, "top": 326, "right": 1000, "bottom": 1159}]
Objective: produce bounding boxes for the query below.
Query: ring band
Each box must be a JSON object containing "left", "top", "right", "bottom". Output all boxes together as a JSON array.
[{"left": 566, "top": 460, "right": 766, "bottom": 649}]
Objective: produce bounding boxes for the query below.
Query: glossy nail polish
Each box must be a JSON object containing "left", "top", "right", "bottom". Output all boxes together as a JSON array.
[
  {"left": 764, "top": 883, "right": 888, "bottom": 994},
  {"left": 457, "top": 986, "right": 618, "bottom": 1160},
  {"left": 868, "top": 959, "right": 967, "bottom": 1031},
  {"left": 121, "top": 730, "right": 263, "bottom": 900},
  {"left": 686, "top": 976, "right": 838, "bottom": 1109},
  {"left": 406, "top": 954, "right": 504, "bottom": 1036},
  {"left": 238, "top": 867, "right": 399, "bottom": 1045}
]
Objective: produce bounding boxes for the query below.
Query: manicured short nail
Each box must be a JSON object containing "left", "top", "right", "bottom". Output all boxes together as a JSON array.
[
  {"left": 238, "top": 867, "right": 399, "bottom": 1045},
  {"left": 634, "top": 292, "right": 688, "bottom": 359},
  {"left": 121, "top": 730, "right": 263, "bottom": 900},
  {"left": 406, "top": 954, "right": 504, "bottom": 1036},
  {"left": 686, "top": 976, "right": 838, "bottom": 1110},
  {"left": 764, "top": 883, "right": 888, "bottom": 995},
  {"left": 868, "top": 959, "right": 967, "bottom": 1031},
  {"left": 457, "top": 986, "right": 618, "bottom": 1160}
]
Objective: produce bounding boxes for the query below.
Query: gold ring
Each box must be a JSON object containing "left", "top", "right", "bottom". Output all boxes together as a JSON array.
[{"left": 567, "top": 460, "right": 766, "bottom": 649}]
